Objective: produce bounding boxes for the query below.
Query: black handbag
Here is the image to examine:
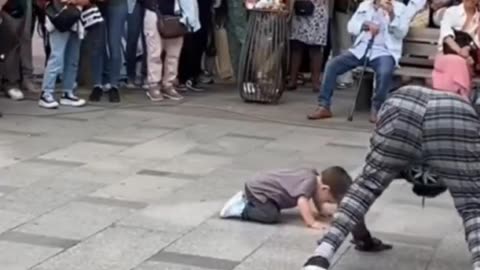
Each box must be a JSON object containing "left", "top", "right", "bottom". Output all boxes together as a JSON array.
[
  {"left": 155, "top": 1, "right": 188, "bottom": 39},
  {"left": 45, "top": 0, "right": 81, "bottom": 32},
  {"left": 294, "top": 0, "right": 315, "bottom": 16}
]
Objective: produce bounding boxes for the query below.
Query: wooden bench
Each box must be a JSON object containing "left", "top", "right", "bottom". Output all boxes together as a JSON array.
[{"left": 354, "top": 27, "right": 480, "bottom": 112}]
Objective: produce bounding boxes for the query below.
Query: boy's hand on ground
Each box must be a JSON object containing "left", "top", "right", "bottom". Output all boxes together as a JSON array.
[
  {"left": 310, "top": 221, "right": 329, "bottom": 231},
  {"left": 351, "top": 237, "right": 393, "bottom": 252}
]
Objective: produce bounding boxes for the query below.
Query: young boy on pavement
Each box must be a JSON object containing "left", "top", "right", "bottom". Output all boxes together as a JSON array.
[{"left": 220, "top": 166, "right": 391, "bottom": 252}]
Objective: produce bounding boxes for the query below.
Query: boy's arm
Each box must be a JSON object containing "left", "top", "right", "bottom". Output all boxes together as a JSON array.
[{"left": 298, "top": 196, "right": 326, "bottom": 229}]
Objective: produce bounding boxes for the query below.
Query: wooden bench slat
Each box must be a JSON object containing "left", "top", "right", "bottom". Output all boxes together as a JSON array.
[
  {"left": 399, "top": 57, "right": 434, "bottom": 68},
  {"left": 405, "top": 28, "right": 440, "bottom": 43},
  {"left": 402, "top": 42, "right": 438, "bottom": 58},
  {"left": 394, "top": 67, "right": 432, "bottom": 78}
]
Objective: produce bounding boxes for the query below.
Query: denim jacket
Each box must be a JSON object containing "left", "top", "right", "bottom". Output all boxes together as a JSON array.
[
  {"left": 178, "top": 0, "right": 201, "bottom": 32},
  {"left": 348, "top": 0, "right": 409, "bottom": 64}
]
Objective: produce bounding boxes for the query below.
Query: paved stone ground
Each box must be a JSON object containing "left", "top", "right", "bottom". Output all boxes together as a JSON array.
[
  {"left": 0, "top": 82, "right": 471, "bottom": 270},
  {"left": 0, "top": 33, "right": 470, "bottom": 269}
]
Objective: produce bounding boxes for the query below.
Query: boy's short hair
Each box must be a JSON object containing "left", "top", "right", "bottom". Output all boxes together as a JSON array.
[{"left": 321, "top": 166, "right": 353, "bottom": 202}]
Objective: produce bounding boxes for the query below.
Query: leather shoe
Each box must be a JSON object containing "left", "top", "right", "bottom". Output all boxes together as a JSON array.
[{"left": 307, "top": 107, "right": 332, "bottom": 120}]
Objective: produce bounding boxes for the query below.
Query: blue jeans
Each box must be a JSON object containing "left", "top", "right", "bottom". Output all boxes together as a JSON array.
[
  {"left": 41, "top": 31, "right": 81, "bottom": 95},
  {"left": 318, "top": 52, "right": 395, "bottom": 111},
  {"left": 126, "top": 2, "right": 146, "bottom": 82},
  {"left": 105, "top": 1, "right": 128, "bottom": 88}
]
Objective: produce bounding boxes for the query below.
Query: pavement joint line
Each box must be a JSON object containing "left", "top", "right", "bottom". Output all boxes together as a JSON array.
[
  {"left": 148, "top": 251, "right": 240, "bottom": 270},
  {"left": 27, "top": 158, "right": 86, "bottom": 167},
  {"left": 77, "top": 196, "right": 148, "bottom": 210},
  {"left": 0, "top": 231, "right": 79, "bottom": 249},
  {"left": 0, "top": 128, "right": 44, "bottom": 137},
  {"left": 86, "top": 138, "right": 138, "bottom": 147},
  {"left": 185, "top": 147, "right": 233, "bottom": 157},
  {"left": 326, "top": 142, "right": 368, "bottom": 150},
  {"left": 136, "top": 169, "right": 201, "bottom": 180},
  {"left": 223, "top": 132, "right": 276, "bottom": 141}
]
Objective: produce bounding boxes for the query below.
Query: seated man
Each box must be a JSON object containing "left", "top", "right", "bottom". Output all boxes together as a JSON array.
[{"left": 307, "top": 0, "right": 409, "bottom": 123}]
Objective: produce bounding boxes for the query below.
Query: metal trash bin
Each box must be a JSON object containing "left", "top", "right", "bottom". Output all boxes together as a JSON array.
[{"left": 238, "top": 10, "right": 288, "bottom": 104}]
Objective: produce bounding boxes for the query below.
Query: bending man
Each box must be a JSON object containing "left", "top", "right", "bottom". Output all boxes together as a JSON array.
[{"left": 303, "top": 85, "right": 480, "bottom": 270}]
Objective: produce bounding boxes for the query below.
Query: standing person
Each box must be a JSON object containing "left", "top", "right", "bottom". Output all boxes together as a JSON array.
[
  {"left": 39, "top": 0, "right": 89, "bottom": 109},
  {"left": 89, "top": 0, "right": 128, "bottom": 103},
  {"left": 303, "top": 84, "right": 480, "bottom": 270},
  {"left": 125, "top": 0, "right": 146, "bottom": 88},
  {"left": 331, "top": 0, "right": 356, "bottom": 89},
  {"left": 1, "top": 0, "right": 34, "bottom": 101},
  {"left": 177, "top": 0, "right": 212, "bottom": 92},
  {"left": 141, "top": 0, "right": 200, "bottom": 101},
  {"left": 287, "top": 0, "right": 329, "bottom": 91},
  {"left": 226, "top": 0, "right": 247, "bottom": 79}
]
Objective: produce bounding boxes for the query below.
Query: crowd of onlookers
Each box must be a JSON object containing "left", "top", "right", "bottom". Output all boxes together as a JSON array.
[{"left": 0, "top": 0, "right": 477, "bottom": 116}]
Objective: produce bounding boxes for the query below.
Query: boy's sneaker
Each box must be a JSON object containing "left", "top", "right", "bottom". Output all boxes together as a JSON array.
[
  {"left": 162, "top": 87, "right": 184, "bottom": 101},
  {"left": 146, "top": 88, "right": 164, "bottom": 102},
  {"left": 60, "top": 93, "right": 86, "bottom": 107},
  {"left": 38, "top": 93, "right": 59, "bottom": 109},
  {"left": 303, "top": 256, "right": 330, "bottom": 270},
  {"left": 108, "top": 87, "right": 121, "bottom": 103},
  {"left": 89, "top": 86, "right": 103, "bottom": 102},
  {"left": 186, "top": 79, "right": 205, "bottom": 92},
  {"left": 7, "top": 88, "right": 24, "bottom": 101},
  {"left": 220, "top": 191, "right": 246, "bottom": 218}
]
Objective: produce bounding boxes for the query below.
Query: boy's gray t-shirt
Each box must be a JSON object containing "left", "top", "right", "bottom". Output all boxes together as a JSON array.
[{"left": 245, "top": 168, "right": 319, "bottom": 209}]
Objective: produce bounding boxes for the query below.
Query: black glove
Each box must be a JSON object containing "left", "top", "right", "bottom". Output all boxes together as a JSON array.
[{"left": 351, "top": 236, "right": 393, "bottom": 252}]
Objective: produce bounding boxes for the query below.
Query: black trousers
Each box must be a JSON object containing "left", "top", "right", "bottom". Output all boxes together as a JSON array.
[
  {"left": 178, "top": 1, "right": 212, "bottom": 83},
  {"left": 241, "top": 186, "right": 281, "bottom": 224}
]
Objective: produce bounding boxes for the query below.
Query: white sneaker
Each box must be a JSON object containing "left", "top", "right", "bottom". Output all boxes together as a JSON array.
[
  {"left": 60, "top": 93, "right": 86, "bottom": 107},
  {"left": 303, "top": 266, "right": 327, "bottom": 270},
  {"left": 7, "top": 88, "right": 24, "bottom": 101},
  {"left": 220, "top": 191, "right": 246, "bottom": 218},
  {"left": 38, "top": 93, "right": 59, "bottom": 109}
]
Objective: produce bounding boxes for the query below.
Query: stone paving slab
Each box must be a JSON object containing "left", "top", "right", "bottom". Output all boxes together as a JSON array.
[
  {"left": 0, "top": 241, "right": 61, "bottom": 270},
  {"left": 31, "top": 226, "right": 178, "bottom": 270}
]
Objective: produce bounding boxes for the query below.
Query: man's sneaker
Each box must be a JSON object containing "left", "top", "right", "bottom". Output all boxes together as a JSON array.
[
  {"left": 60, "top": 93, "right": 86, "bottom": 107},
  {"left": 38, "top": 93, "right": 59, "bottom": 109},
  {"left": 186, "top": 79, "right": 205, "bottom": 92},
  {"left": 7, "top": 88, "right": 24, "bottom": 101},
  {"left": 108, "top": 87, "right": 121, "bottom": 103},
  {"left": 89, "top": 86, "right": 103, "bottom": 102},
  {"left": 303, "top": 256, "right": 330, "bottom": 270},
  {"left": 220, "top": 191, "right": 246, "bottom": 218},
  {"left": 146, "top": 88, "right": 164, "bottom": 102},
  {"left": 162, "top": 87, "right": 184, "bottom": 101},
  {"left": 176, "top": 83, "right": 188, "bottom": 93}
]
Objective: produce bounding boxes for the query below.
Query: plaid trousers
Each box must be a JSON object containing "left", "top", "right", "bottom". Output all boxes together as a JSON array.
[{"left": 313, "top": 86, "right": 480, "bottom": 269}]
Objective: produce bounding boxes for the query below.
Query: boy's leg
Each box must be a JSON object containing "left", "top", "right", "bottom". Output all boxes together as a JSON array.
[
  {"left": 242, "top": 187, "right": 280, "bottom": 224},
  {"left": 305, "top": 89, "right": 425, "bottom": 269}
]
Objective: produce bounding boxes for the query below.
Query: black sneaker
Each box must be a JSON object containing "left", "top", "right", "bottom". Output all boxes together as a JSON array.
[
  {"left": 108, "top": 87, "right": 121, "bottom": 103},
  {"left": 186, "top": 79, "right": 205, "bottom": 92},
  {"left": 60, "top": 93, "right": 86, "bottom": 107},
  {"left": 303, "top": 256, "right": 330, "bottom": 270},
  {"left": 38, "top": 92, "right": 59, "bottom": 109},
  {"left": 89, "top": 86, "right": 103, "bottom": 102}
]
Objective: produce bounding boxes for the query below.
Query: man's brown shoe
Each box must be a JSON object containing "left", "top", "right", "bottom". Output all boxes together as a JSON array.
[{"left": 307, "top": 107, "right": 332, "bottom": 120}]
